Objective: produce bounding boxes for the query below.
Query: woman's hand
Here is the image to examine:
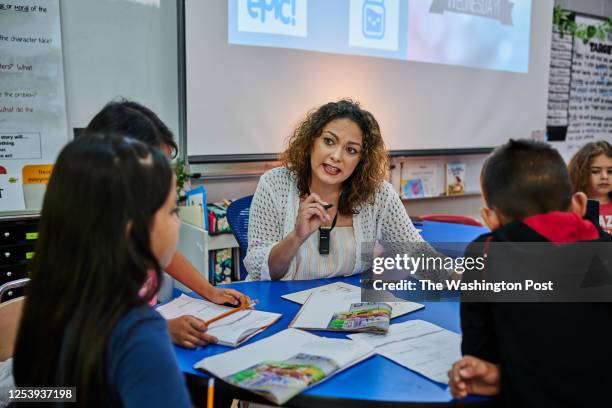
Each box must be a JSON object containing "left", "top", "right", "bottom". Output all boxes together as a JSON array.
[
  {"left": 448, "top": 355, "right": 501, "bottom": 399},
  {"left": 295, "top": 193, "right": 332, "bottom": 240},
  {"left": 208, "top": 287, "right": 250, "bottom": 306},
  {"left": 167, "top": 316, "right": 218, "bottom": 349}
]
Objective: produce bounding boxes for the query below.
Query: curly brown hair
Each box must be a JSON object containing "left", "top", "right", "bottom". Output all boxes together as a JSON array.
[
  {"left": 280, "top": 99, "right": 388, "bottom": 215},
  {"left": 568, "top": 141, "right": 612, "bottom": 199}
]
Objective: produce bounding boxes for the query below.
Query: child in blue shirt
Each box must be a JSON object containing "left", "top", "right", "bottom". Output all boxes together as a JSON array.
[{"left": 13, "top": 133, "right": 191, "bottom": 406}]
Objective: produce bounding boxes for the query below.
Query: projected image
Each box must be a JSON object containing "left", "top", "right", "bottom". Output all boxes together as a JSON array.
[
  {"left": 228, "top": 0, "right": 532, "bottom": 72},
  {"left": 407, "top": 0, "right": 532, "bottom": 72}
]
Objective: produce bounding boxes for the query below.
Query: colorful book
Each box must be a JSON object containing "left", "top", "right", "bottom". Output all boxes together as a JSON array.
[
  {"left": 446, "top": 162, "right": 466, "bottom": 195},
  {"left": 195, "top": 329, "right": 374, "bottom": 405},
  {"left": 400, "top": 178, "right": 425, "bottom": 199},
  {"left": 400, "top": 161, "right": 440, "bottom": 197},
  {"left": 327, "top": 302, "right": 391, "bottom": 333}
]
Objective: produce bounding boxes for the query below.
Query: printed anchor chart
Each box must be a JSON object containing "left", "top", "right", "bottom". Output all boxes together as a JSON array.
[
  {"left": 566, "top": 17, "right": 612, "bottom": 153},
  {"left": 0, "top": 133, "right": 42, "bottom": 160},
  {"left": 0, "top": 0, "right": 68, "bottom": 211}
]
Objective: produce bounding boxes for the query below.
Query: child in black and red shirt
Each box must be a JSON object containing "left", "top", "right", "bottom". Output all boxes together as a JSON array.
[{"left": 449, "top": 139, "right": 612, "bottom": 408}]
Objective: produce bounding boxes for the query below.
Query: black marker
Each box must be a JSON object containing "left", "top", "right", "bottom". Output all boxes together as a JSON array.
[{"left": 322, "top": 203, "right": 333, "bottom": 210}]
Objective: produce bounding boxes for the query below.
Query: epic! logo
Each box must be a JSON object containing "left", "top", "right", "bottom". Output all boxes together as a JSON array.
[{"left": 238, "top": 0, "right": 307, "bottom": 37}]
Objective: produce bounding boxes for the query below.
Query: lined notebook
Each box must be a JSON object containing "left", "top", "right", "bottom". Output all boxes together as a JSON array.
[{"left": 157, "top": 294, "right": 281, "bottom": 347}]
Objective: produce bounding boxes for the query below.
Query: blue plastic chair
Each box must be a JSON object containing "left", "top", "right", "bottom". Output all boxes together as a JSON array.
[{"left": 226, "top": 195, "right": 253, "bottom": 280}]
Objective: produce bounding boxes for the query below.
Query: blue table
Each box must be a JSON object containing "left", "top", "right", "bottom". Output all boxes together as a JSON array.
[
  {"left": 175, "top": 221, "right": 492, "bottom": 406},
  {"left": 419, "top": 220, "right": 489, "bottom": 257}
]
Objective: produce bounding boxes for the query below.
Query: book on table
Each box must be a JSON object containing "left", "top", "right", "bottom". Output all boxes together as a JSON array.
[
  {"left": 282, "top": 282, "right": 425, "bottom": 319},
  {"left": 289, "top": 290, "right": 424, "bottom": 334},
  {"left": 156, "top": 294, "right": 281, "bottom": 347},
  {"left": 195, "top": 328, "right": 374, "bottom": 405}
]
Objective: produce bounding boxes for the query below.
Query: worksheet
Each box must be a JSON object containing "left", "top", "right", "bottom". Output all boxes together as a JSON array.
[{"left": 349, "top": 320, "right": 461, "bottom": 384}]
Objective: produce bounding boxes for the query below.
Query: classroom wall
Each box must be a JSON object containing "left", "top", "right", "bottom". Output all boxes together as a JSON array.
[
  {"left": 554, "top": 0, "right": 612, "bottom": 16},
  {"left": 60, "top": 0, "right": 179, "bottom": 139}
]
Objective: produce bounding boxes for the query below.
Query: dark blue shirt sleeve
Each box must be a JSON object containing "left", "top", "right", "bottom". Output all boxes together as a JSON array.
[{"left": 107, "top": 306, "right": 191, "bottom": 407}]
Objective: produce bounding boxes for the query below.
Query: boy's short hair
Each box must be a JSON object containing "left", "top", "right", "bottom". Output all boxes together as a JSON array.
[
  {"left": 87, "top": 99, "right": 178, "bottom": 157},
  {"left": 481, "top": 139, "right": 572, "bottom": 220}
]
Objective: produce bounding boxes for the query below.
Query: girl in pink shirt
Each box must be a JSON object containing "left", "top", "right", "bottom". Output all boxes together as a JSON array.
[{"left": 569, "top": 141, "right": 612, "bottom": 234}]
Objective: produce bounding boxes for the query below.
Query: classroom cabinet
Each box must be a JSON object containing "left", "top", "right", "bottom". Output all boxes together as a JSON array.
[{"left": 0, "top": 215, "right": 38, "bottom": 303}]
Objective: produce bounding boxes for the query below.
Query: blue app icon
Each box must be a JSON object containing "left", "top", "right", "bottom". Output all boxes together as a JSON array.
[{"left": 362, "top": 0, "right": 385, "bottom": 39}]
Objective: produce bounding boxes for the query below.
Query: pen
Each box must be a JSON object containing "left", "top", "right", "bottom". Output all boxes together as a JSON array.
[
  {"left": 207, "top": 377, "right": 214, "bottom": 408},
  {"left": 204, "top": 300, "right": 259, "bottom": 327}
]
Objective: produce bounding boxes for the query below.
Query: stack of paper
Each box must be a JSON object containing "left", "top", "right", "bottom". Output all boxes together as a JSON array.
[
  {"left": 195, "top": 329, "right": 374, "bottom": 405},
  {"left": 349, "top": 319, "right": 461, "bottom": 384},
  {"left": 289, "top": 291, "right": 423, "bottom": 333},
  {"left": 157, "top": 294, "right": 281, "bottom": 347},
  {"left": 282, "top": 282, "right": 425, "bottom": 319}
]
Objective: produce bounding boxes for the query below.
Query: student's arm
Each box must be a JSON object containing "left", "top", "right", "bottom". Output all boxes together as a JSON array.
[
  {"left": 164, "top": 251, "right": 249, "bottom": 348},
  {"left": 165, "top": 251, "right": 247, "bottom": 305}
]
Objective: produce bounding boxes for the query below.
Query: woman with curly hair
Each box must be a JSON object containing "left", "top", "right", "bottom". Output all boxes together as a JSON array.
[{"left": 245, "top": 99, "right": 447, "bottom": 281}]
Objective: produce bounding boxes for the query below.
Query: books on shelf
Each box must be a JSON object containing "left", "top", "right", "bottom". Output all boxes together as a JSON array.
[
  {"left": 401, "top": 178, "right": 425, "bottom": 199},
  {"left": 210, "top": 247, "right": 234, "bottom": 284},
  {"left": 185, "top": 186, "right": 208, "bottom": 230},
  {"left": 400, "top": 161, "right": 440, "bottom": 198},
  {"left": 349, "top": 319, "right": 461, "bottom": 384},
  {"left": 156, "top": 294, "right": 281, "bottom": 347},
  {"left": 289, "top": 290, "right": 424, "bottom": 333},
  {"left": 195, "top": 329, "right": 374, "bottom": 405},
  {"left": 446, "top": 162, "right": 466, "bottom": 195}
]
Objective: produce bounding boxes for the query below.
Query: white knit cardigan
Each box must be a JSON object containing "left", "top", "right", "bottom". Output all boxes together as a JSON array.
[{"left": 244, "top": 167, "right": 449, "bottom": 281}]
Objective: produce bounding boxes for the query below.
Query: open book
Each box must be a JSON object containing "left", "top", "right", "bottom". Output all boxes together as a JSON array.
[
  {"left": 195, "top": 329, "right": 374, "bottom": 405},
  {"left": 282, "top": 282, "right": 425, "bottom": 318},
  {"left": 289, "top": 291, "right": 423, "bottom": 333},
  {"left": 156, "top": 294, "right": 281, "bottom": 347}
]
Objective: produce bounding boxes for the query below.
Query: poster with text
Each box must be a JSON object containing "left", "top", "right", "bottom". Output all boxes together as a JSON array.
[
  {"left": 0, "top": 0, "right": 67, "bottom": 211},
  {"left": 556, "top": 16, "right": 612, "bottom": 161}
]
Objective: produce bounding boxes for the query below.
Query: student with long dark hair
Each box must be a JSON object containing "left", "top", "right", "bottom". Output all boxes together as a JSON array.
[
  {"left": 87, "top": 100, "right": 249, "bottom": 348},
  {"left": 13, "top": 133, "right": 191, "bottom": 406}
]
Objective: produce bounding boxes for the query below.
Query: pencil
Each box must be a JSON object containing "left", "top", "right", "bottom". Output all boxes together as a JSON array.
[
  {"left": 207, "top": 377, "right": 214, "bottom": 408},
  {"left": 204, "top": 300, "right": 258, "bottom": 327}
]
